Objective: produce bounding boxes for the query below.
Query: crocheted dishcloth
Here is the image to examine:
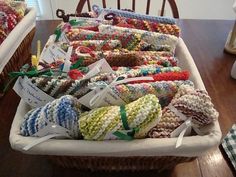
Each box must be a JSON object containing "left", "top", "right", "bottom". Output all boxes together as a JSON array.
[
  {"left": 98, "top": 24, "right": 179, "bottom": 53},
  {"left": 90, "top": 65, "right": 182, "bottom": 83},
  {"left": 79, "top": 94, "right": 162, "bottom": 140},
  {"left": 30, "top": 77, "right": 90, "bottom": 99},
  {"left": 110, "top": 16, "right": 180, "bottom": 36},
  {"left": 66, "top": 29, "right": 140, "bottom": 50},
  {"left": 72, "top": 50, "right": 178, "bottom": 67},
  {"left": 70, "top": 40, "right": 122, "bottom": 51},
  {"left": 20, "top": 95, "right": 81, "bottom": 138},
  {"left": 148, "top": 85, "right": 219, "bottom": 138},
  {"left": 93, "top": 5, "right": 176, "bottom": 24}
]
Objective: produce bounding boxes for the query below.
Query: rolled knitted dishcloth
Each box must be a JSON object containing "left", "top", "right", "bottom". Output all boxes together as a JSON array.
[
  {"left": 20, "top": 95, "right": 81, "bottom": 138},
  {"left": 106, "top": 15, "right": 180, "bottom": 36},
  {"left": 72, "top": 50, "right": 178, "bottom": 67},
  {"left": 148, "top": 85, "right": 219, "bottom": 138},
  {"left": 92, "top": 5, "right": 176, "bottom": 24},
  {"left": 66, "top": 29, "right": 140, "bottom": 50},
  {"left": 79, "top": 94, "right": 162, "bottom": 140},
  {"left": 98, "top": 24, "right": 179, "bottom": 53}
]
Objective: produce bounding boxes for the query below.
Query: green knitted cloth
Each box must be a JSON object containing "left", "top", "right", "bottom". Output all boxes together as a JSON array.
[{"left": 79, "top": 94, "right": 162, "bottom": 140}]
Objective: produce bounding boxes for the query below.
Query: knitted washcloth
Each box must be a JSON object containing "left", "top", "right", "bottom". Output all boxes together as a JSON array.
[
  {"left": 66, "top": 29, "right": 140, "bottom": 50},
  {"left": 79, "top": 94, "right": 162, "bottom": 140},
  {"left": 148, "top": 85, "right": 219, "bottom": 138},
  {"left": 93, "top": 5, "right": 176, "bottom": 24},
  {"left": 90, "top": 65, "right": 182, "bottom": 83},
  {"left": 111, "top": 80, "right": 194, "bottom": 107},
  {"left": 70, "top": 40, "right": 122, "bottom": 51},
  {"left": 109, "top": 16, "right": 180, "bottom": 36},
  {"left": 30, "top": 77, "right": 90, "bottom": 99},
  {"left": 20, "top": 95, "right": 81, "bottom": 138},
  {"left": 98, "top": 24, "right": 179, "bottom": 53},
  {"left": 72, "top": 50, "right": 178, "bottom": 67}
]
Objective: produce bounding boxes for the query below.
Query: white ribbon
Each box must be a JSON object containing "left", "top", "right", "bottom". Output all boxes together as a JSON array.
[
  {"left": 23, "top": 120, "right": 71, "bottom": 151},
  {"left": 168, "top": 104, "right": 202, "bottom": 148},
  {"left": 89, "top": 76, "right": 154, "bottom": 107}
]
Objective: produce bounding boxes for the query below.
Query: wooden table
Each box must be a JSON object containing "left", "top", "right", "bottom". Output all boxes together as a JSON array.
[{"left": 0, "top": 19, "right": 236, "bottom": 177}]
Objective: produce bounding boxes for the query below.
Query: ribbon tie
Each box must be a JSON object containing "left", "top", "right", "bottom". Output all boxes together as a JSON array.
[{"left": 169, "top": 104, "right": 203, "bottom": 148}]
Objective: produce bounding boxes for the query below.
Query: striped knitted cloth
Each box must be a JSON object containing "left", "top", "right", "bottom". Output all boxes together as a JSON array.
[
  {"left": 148, "top": 85, "right": 219, "bottom": 138},
  {"left": 79, "top": 94, "right": 162, "bottom": 140},
  {"left": 89, "top": 65, "right": 182, "bottom": 83},
  {"left": 30, "top": 77, "right": 90, "bottom": 99},
  {"left": 66, "top": 29, "right": 140, "bottom": 50},
  {"left": 108, "top": 16, "right": 180, "bottom": 36},
  {"left": 98, "top": 24, "right": 179, "bottom": 53},
  {"left": 93, "top": 5, "right": 176, "bottom": 24},
  {"left": 72, "top": 50, "right": 178, "bottom": 67},
  {"left": 69, "top": 40, "right": 122, "bottom": 51},
  {"left": 20, "top": 95, "right": 81, "bottom": 138}
]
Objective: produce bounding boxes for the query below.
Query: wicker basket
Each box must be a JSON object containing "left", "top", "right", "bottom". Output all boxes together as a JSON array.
[
  {"left": 9, "top": 38, "right": 222, "bottom": 172},
  {"left": 0, "top": 8, "right": 36, "bottom": 95}
]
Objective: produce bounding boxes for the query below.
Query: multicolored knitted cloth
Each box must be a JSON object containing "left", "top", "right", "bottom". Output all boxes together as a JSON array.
[
  {"left": 0, "top": 1, "right": 26, "bottom": 44},
  {"left": 70, "top": 40, "right": 122, "bottom": 51},
  {"left": 90, "top": 65, "right": 182, "bottom": 83},
  {"left": 110, "top": 80, "right": 194, "bottom": 107},
  {"left": 20, "top": 95, "right": 81, "bottom": 138},
  {"left": 105, "top": 15, "right": 180, "bottom": 36},
  {"left": 79, "top": 94, "right": 162, "bottom": 140},
  {"left": 148, "top": 85, "right": 219, "bottom": 138},
  {"left": 128, "top": 71, "right": 190, "bottom": 84},
  {"left": 72, "top": 50, "right": 178, "bottom": 67},
  {"left": 30, "top": 77, "right": 90, "bottom": 99},
  {"left": 98, "top": 24, "right": 179, "bottom": 53},
  {"left": 93, "top": 5, "right": 176, "bottom": 24},
  {"left": 66, "top": 29, "right": 140, "bottom": 50}
]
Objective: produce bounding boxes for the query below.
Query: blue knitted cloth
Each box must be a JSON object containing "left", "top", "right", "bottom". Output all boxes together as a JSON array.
[
  {"left": 93, "top": 5, "right": 176, "bottom": 25},
  {"left": 20, "top": 95, "right": 81, "bottom": 138}
]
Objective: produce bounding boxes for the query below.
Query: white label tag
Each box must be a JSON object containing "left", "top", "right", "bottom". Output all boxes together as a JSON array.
[
  {"left": 83, "top": 58, "right": 114, "bottom": 79},
  {"left": 78, "top": 86, "right": 125, "bottom": 109},
  {"left": 59, "top": 32, "right": 70, "bottom": 43},
  {"left": 40, "top": 43, "right": 67, "bottom": 64},
  {"left": 13, "top": 76, "right": 55, "bottom": 108}
]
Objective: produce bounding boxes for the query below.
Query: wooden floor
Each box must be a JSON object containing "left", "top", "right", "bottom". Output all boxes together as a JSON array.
[{"left": 0, "top": 19, "right": 236, "bottom": 177}]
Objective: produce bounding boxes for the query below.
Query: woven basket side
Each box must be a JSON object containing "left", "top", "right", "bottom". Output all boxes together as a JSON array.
[
  {"left": 0, "top": 28, "right": 36, "bottom": 93},
  {"left": 48, "top": 156, "right": 196, "bottom": 172}
]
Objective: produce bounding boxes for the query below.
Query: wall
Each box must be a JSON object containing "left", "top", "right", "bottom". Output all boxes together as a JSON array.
[{"left": 40, "top": 0, "right": 236, "bottom": 20}]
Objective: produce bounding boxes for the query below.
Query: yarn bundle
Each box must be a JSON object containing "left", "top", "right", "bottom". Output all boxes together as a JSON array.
[
  {"left": 20, "top": 95, "right": 81, "bottom": 138},
  {"left": 79, "top": 94, "right": 162, "bottom": 140},
  {"left": 148, "top": 85, "right": 219, "bottom": 138}
]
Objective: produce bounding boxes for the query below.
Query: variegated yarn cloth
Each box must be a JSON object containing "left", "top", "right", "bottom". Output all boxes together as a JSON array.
[
  {"left": 98, "top": 24, "right": 179, "bottom": 53},
  {"left": 148, "top": 85, "right": 219, "bottom": 138},
  {"left": 79, "top": 94, "right": 162, "bottom": 140},
  {"left": 20, "top": 95, "right": 81, "bottom": 138}
]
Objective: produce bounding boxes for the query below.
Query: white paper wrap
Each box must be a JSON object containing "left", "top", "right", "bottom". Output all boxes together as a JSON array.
[{"left": 9, "top": 38, "right": 222, "bottom": 157}]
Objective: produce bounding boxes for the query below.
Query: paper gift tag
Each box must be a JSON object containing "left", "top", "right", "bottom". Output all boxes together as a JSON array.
[
  {"left": 13, "top": 76, "right": 54, "bottom": 107},
  {"left": 40, "top": 43, "right": 67, "bottom": 64},
  {"left": 59, "top": 32, "right": 69, "bottom": 43},
  {"left": 84, "top": 58, "right": 114, "bottom": 79},
  {"left": 78, "top": 86, "right": 125, "bottom": 109}
]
